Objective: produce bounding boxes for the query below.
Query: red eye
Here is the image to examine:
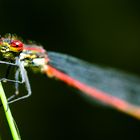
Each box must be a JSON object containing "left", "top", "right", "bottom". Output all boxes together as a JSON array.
[{"left": 10, "top": 40, "right": 23, "bottom": 51}]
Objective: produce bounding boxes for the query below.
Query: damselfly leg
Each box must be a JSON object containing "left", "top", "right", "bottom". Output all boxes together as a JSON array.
[
  {"left": 8, "top": 58, "right": 32, "bottom": 104},
  {"left": 0, "top": 57, "right": 32, "bottom": 104}
]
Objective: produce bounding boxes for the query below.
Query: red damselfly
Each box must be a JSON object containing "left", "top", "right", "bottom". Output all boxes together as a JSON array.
[{"left": 0, "top": 34, "right": 140, "bottom": 119}]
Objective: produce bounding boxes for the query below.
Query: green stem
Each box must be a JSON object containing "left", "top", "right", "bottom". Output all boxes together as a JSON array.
[{"left": 0, "top": 82, "right": 20, "bottom": 140}]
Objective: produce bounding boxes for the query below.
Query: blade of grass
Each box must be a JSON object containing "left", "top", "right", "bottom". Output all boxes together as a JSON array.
[{"left": 0, "top": 82, "right": 21, "bottom": 140}]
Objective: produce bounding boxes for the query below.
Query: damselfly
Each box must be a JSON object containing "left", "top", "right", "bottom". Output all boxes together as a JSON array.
[{"left": 0, "top": 34, "right": 140, "bottom": 119}]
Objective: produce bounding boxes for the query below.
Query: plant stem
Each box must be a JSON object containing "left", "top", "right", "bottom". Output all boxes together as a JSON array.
[{"left": 0, "top": 82, "right": 20, "bottom": 140}]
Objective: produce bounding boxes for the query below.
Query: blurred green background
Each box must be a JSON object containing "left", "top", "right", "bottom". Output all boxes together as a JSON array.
[{"left": 0, "top": 0, "right": 140, "bottom": 139}]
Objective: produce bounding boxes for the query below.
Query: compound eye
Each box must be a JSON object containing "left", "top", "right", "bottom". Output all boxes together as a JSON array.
[{"left": 10, "top": 40, "right": 23, "bottom": 51}]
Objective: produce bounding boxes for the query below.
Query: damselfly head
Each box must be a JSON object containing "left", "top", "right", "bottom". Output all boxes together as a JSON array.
[
  {"left": 0, "top": 34, "right": 24, "bottom": 60},
  {"left": 0, "top": 34, "right": 23, "bottom": 53}
]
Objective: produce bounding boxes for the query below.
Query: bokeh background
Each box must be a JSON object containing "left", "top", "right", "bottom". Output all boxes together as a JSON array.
[{"left": 0, "top": 0, "right": 140, "bottom": 139}]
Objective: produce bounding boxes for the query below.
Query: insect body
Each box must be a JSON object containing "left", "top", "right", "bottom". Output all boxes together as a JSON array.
[
  {"left": 21, "top": 44, "right": 49, "bottom": 71},
  {"left": 0, "top": 34, "right": 140, "bottom": 119}
]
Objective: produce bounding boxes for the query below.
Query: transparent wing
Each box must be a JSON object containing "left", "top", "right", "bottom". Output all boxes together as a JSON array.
[{"left": 48, "top": 51, "right": 140, "bottom": 106}]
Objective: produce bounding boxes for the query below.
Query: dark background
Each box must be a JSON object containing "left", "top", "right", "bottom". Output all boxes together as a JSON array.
[{"left": 0, "top": 0, "right": 140, "bottom": 140}]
